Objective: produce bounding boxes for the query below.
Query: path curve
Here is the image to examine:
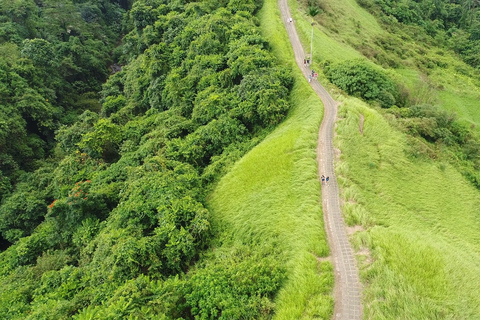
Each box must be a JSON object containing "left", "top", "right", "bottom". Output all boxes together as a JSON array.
[{"left": 278, "top": 1, "right": 363, "bottom": 319}]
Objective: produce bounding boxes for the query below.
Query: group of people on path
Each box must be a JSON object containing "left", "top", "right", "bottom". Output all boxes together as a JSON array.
[
  {"left": 308, "top": 69, "right": 318, "bottom": 82},
  {"left": 288, "top": 17, "right": 318, "bottom": 84},
  {"left": 321, "top": 175, "right": 329, "bottom": 184}
]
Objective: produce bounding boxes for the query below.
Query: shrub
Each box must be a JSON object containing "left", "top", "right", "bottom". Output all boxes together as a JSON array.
[
  {"left": 324, "top": 59, "right": 398, "bottom": 107},
  {"left": 184, "top": 245, "right": 285, "bottom": 319}
]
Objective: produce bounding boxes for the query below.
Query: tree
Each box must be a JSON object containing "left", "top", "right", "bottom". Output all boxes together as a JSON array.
[
  {"left": 325, "top": 59, "right": 398, "bottom": 107},
  {"left": 78, "top": 118, "right": 122, "bottom": 162},
  {"left": 40, "top": 0, "right": 84, "bottom": 42},
  {"left": 20, "top": 39, "right": 55, "bottom": 67}
]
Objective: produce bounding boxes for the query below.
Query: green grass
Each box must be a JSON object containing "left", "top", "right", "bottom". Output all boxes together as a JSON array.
[
  {"left": 335, "top": 97, "right": 480, "bottom": 318},
  {"left": 396, "top": 67, "right": 480, "bottom": 130},
  {"left": 291, "top": 0, "right": 480, "bottom": 131},
  {"left": 207, "top": 0, "right": 480, "bottom": 318},
  {"left": 433, "top": 68, "right": 480, "bottom": 129},
  {"left": 287, "top": 0, "right": 362, "bottom": 67},
  {"left": 287, "top": 0, "right": 480, "bottom": 317},
  {"left": 206, "top": 0, "right": 334, "bottom": 318},
  {"left": 438, "top": 90, "right": 480, "bottom": 127},
  {"left": 287, "top": 0, "right": 381, "bottom": 67}
]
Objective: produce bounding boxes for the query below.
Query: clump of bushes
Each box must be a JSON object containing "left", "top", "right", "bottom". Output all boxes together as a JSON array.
[
  {"left": 388, "top": 104, "right": 480, "bottom": 187},
  {"left": 324, "top": 59, "right": 398, "bottom": 108}
]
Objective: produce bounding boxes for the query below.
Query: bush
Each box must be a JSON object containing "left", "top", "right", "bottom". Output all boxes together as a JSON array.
[
  {"left": 184, "top": 245, "right": 285, "bottom": 319},
  {"left": 324, "top": 59, "right": 398, "bottom": 107}
]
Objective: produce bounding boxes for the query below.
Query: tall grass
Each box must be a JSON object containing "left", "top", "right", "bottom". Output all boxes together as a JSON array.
[
  {"left": 286, "top": 0, "right": 379, "bottom": 67},
  {"left": 291, "top": 0, "right": 480, "bottom": 130},
  {"left": 206, "top": 0, "right": 334, "bottom": 318},
  {"left": 208, "top": 0, "right": 480, "bottom": 318},
  {"left": 287, "top": 0, "right": 480, "bottom": 316},
  {"left": 336, "top": 97, "right": 480, "bottom": 318}
]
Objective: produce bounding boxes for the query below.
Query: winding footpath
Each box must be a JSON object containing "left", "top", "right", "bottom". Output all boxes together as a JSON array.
[{"left": 278, "top": 1, "right": 363, "bottom": 319}]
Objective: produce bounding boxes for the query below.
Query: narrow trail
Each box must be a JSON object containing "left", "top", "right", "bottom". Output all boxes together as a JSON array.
[{"left": 278, "top": 1, "right": 363, "bottom": 319}]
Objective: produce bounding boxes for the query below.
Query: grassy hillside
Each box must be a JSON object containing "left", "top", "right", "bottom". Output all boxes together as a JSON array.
[
  {"left": 2, "top": 0, "right": 479, "bottom": 318},
  {"left": 286, "top": 0, "right": 480, "bottom": 318},
  {"left": 0, "top": 1, "right": 328, "bottom": 318},
  {"left": 297, "top": 0, "right": 480, "bottom": 126},
  {"left": 206, "top": 0, "right": 334, "bottom": 318},
  {"left": 337, "top": 98, "right": 480, "bottom": 318}
]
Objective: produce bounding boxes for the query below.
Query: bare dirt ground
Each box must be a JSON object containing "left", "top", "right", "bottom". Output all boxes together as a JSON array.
[{"left": 278, "top": 1, "right": 363, "bottom": 318}]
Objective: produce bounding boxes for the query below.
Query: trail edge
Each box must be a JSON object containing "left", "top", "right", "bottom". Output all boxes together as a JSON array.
[{"left": 277, "top": 1, "right": 363, "bottom": 318}]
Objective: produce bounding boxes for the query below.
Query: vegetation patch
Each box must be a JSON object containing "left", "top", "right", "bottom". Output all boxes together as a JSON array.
[
  {"left": 324, "top": 59, "right": 399, "bottom": 107},
  {"left": 0, "top": 0, "right": 304, "bottom": 318}
]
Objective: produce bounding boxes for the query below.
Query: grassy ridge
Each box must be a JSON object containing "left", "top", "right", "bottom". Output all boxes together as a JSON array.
[
  {"left": 207, "top": 0, "right": 334, "bottom": 318},
  {"left": 287, "top": 0, "right": 374, "bottom": 66},
  {"left": 287, "top": 0, "right": 480, "bottom": 317},
  {"left": 336, "top": 98, "right": 480, "bottom": 318}
]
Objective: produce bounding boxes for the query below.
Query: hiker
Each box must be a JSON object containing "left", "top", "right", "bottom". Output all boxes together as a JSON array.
[
  {"left": 306, "top": 59, "right": 310, "bottom": 65},
  {"left": 308, "top": 75, "right": 312, "bottom": 83},
  {"left": 289, "top": 17, "right": 293, "bottom": 23},
  {"left": 321, "top": 175, "right": 325, "bottom": 184},
  {"left": 304, "top": 58, "right": 306, "bottom": 67},
  {"left": 326, "top": 176, "right": 330, "bottom": 183}
]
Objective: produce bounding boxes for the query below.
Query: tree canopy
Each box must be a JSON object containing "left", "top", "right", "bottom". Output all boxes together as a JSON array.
[
  {"left": 359, "top": 0, "right": 480, "bottom": 68},
  {"left": 0, "top": 0, "right": 292, "bottom": 318}
]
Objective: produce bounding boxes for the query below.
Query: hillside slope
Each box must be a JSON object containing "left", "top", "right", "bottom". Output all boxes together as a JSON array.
[
  {"left": 0, "top": 1, "right": 315, "bottom": 318},
  {"left": 287, "top": 0, "right": 480, "bottom": 317},
  {"left": 206, "top": 0, "right": 334, "bottom": 318}
]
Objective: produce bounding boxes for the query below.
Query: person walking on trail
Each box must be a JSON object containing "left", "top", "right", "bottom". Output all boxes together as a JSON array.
[
  {"left": 304, "top": 58, "right": 307, "bottom": 67},
  {"left": 321, "top": 175, "right": 325, "bottom": 184},
  {"left": 326, "top": 176, "right": 330, "bottom": 183}
]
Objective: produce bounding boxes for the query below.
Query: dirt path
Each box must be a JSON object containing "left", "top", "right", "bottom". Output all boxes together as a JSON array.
[{"left": 278, "top": 1, "right": 363, "bottom": 319}]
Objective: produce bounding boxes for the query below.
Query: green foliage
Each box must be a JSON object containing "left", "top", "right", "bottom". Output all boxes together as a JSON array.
[
  {"left": 166, "top": 117, "right": 248, "bottom": 167},
  {"left": 235, "top": 67, "right": 293, "bottom": 126},
  {"left": 102, "top": 95, "right": 127, "bottom": 117},
  {"left": 325, "top": 59, "right": 398, "bottom": 107},
  {"left": 0, "top": 183, "right": 47, "bottom": 242},
  {"left": 184, "top": 246, "right": 285, "bottom": 319},
  {"left": 390, "top": 105, "right": 469, "bottom": 144},
  {"left": 78, "top": 119, "right": 122, "bottom": 162},
  {"left": 386, "top": 104, "right": 480, "bottom": 189},
  {"left": 0, "top": 0, "right": 126, "bottom": 192},
  {"left": 21, "top": 39, "right": 55, "bottom": 66},
  {"left": 0, "top": 165, "right": 55, "bottom": 243},
  {"left": 362, "top": 0, "right": 480, "bottom": 68},
  {"left": 56, "top": 110, "right": 99, "bottom": 153},
  {"left": 308, "top": 3, "right": 321, "bottom": 18},
  {"left": 0, "top": 1, "right": 293, "bottom": 319},
  {"left": 227, "top": 0, "right": 259, "bottom": 14}
]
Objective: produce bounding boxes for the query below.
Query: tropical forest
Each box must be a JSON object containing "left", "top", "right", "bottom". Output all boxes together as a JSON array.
[{"left": 1, "top": 0, "right": 480, "bottom": 319}]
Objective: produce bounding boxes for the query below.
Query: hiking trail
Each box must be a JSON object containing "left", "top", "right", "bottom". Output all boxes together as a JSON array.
[{"left": 278, "top": 1, "right": 363, "bottom": 318}]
